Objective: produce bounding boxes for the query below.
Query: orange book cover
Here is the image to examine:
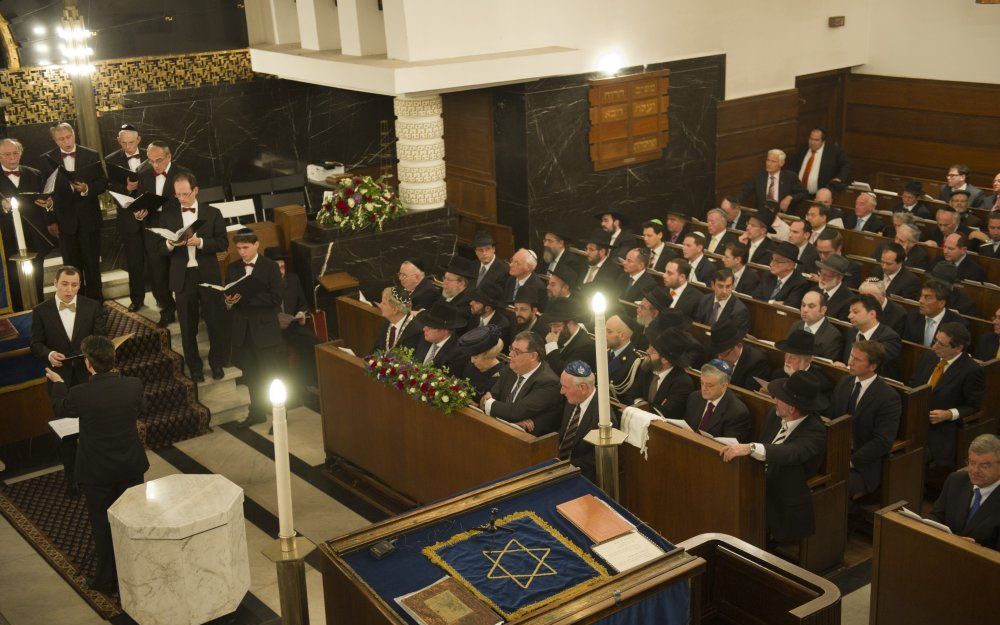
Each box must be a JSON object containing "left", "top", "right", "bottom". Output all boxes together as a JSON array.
[{"left": 556, "top": 494, "right": 634, "bottom": 544}]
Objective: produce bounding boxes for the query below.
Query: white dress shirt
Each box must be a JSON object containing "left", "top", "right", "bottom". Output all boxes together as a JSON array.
[
  {"left": 57, "top": 296, "right": 77, "bottom": 343},
  {"left": 797, "top": 144, "right": 825, "bottom": 193},
  {"left": 155, "top": 162, "right": 172, "bottom": 196},
  {"left": 750, "top": 414, "right": 808, "bottom": 461}
]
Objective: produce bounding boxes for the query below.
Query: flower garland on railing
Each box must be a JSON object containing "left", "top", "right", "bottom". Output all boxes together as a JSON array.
[
  {"left": 363, "top": 347, "right": 475, "bottom": 414},
  {"left": 316, "top": 175, "right": 406, "bottom": 232}
]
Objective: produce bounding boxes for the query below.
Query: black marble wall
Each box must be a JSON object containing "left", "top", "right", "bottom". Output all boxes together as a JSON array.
[{"left": 494, "top": 55, "right": 725, "bottom": 248}]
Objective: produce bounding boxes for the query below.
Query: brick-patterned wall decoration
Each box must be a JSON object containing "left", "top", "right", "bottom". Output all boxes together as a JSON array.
[{"left": 0, "top": 49, "right": 256, "bottom": 126}]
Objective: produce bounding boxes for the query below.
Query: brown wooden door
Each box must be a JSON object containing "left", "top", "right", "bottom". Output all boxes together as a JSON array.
[
  {"left": 441, "top": 90, "right": 498, "bottom": 222},
  {"left": 795, "top": 68, "right": 848, "bottom": 145}
]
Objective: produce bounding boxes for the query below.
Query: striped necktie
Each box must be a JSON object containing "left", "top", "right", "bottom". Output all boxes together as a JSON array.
[{"left": 559, "top": 405, "right": 583, "bottom": 459}]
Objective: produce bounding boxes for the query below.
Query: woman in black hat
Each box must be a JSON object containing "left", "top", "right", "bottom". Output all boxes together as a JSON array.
[{"left": 458, "top": 325, "right": 505, "bottom": 400}]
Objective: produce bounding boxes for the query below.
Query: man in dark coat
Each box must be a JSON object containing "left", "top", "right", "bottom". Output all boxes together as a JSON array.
[
  {"left": 481, "top": 331, "right": 563, "bottom": 435},
  {"left": 265, "top": 247, "right": 322, "bottom": 391},
  {"left": 413, "top": 301, "right": 469, "bottom": 377},
  {"left": 740, "top": 149, "right": 808, "bottom": 212},
  {"left": 472, "top": 231, "right": 510, "bottom": 289},
  {"left": 398, "top": 258, "right": 441, "bottom": 311},
  {"left": 628, "top": 327, "right": 695, "bottom": 418},
  {"left": 372, "top": 285, "right": 423, "bottom": 353},
  {"left": 104, "top": 124, "right": 148, "bottom": 312},
  {"left": 786, "top": 128, "right": 851, "bottom": 193},
  {"left": 754, "top": 241, "right": 810, "bottom": 309},
  {"left": 709, "top": 320, "right": 771, "bottom": 392},
  {"left": 542, "top": 297, "right": 596, "bottom": 374},
  {"left": 870, "top": 242, "right": 922, "bottom": 302},
  {"left": 557, "top": 360, "right": 617, "bottom": 482},
  {"left": 466, "top": 281, "right": 512, "bottom": 348},
  {"left": 842, "top": 294, "right": 903, "bottom": 381},
  {"left": 0, "top": 137, "right": 53, "bottom": 309},
  {"left": 615, "top": 247, "right": 657, "bottom": 302},
  {"left": 46, "top": 335, "right": 148, "bottom": 593},
  {"left": 694, "top": 268, "right": 750, "bottom": 332},
  {"left": 684, "top": 359, "right": 752, "bottom": 442},
  {"left": 974, "top": 306, "right": 1000, "bottom": 362},
  {"left": 928, "top": 434, "right": 1000, "bottom": 549},
  {"left": 721, "top": 372, "right": 828, "bottom": 544},
  {"left": 790, "top": 290, "right": 845, "bottom": 362}
]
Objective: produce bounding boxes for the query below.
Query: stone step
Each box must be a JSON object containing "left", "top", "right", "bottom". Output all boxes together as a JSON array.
[
  {"left": 209, "top": 403, "right": 251, "bottom": 427},
  {"left": 199, "top": 378, "right": 251, "bottom": 422}
]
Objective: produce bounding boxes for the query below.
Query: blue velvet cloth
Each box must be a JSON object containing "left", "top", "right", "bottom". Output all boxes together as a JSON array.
[
  {"left": 342, "top": 472, "right": 690, "bottom": 625},
  {"left": 0, "top": 312, "right": 44, "bottom": 390}
]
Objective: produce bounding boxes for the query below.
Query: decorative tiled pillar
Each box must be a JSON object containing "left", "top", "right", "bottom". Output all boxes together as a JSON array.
[{"left": 394, "top": 95, "right": 446, "bottom": 210}]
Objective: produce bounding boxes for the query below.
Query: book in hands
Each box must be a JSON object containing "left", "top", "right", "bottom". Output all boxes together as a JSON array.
[
  {"left": 48, "top": 418, "right": 80, "bottom": 439},
  {"left": 147, "top": 219, "right": 205, "bottom": 244},
  {"left": 61, "top": 161, "right": 104, "bottom": 184},
  {"left": 11, "top": 169, "right": 59, "bottom": 204},
  {"left": 394, "top": 577, "right": 503, "bottom": 625},
  {"left": 107, "top": 163, "right": 141, "bottom": 187},
  {"left": 556, "top": 494, "right": 635, "bottom": 544},
  {"left": 199, "top": 273, "right": 264, "bottom": 298},
  {"left": 62, "top": 333, "right": 135, "bottom": 361},
  {"left": 109, "top": 190, "right": 167, "bottom": 214}
]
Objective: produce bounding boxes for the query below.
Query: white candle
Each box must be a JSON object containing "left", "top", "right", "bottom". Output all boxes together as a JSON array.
[
  {"left": 269, "top": 379, "right": 295, "bottom": 547},
  {"left": 591, "top": 292, "right": 612, "bottom": 428},
  {"left": 10, "top": 197, "right": 26, "bottom": 252}
]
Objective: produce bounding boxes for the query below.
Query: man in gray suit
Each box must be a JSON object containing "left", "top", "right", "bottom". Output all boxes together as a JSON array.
[{"left": 938, "top": 163, "right": 986, "bottom": 208}]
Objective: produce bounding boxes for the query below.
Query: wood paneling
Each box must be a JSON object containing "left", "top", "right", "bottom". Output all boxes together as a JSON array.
[
  {"left": 843, "top": 74, "right": 1000, "bottom": 186},
  {"left": 715, "top": 89, "right": 799, "bottom": 203},
  {"left": 796, "top": 68, "right": 848, "bottom": 143},
  {"left": 442, "top": 90, "right": 497, "bottom": 221}
]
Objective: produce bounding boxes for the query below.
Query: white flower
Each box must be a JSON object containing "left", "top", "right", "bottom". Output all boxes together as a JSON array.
[
  {"left": 347, "top": 198, "right": 355, "bottom": 208},
  {"left": 420, "top": 396, "right": 427, "bottom": 402},
  {"left": 459, "top": 392, "right": 466, "bottom": 398},
  {"left": 365, "top": 203, "right": 374, "bottom": 211},
  {"left": 408, "top": 388, "right": 416, "bottom": 394},
  {"left": 441, "top": 396, "right": 450, "bottom": 403},
  {"left": 398, "top": 374, "right": 404, "bottom": 380}
]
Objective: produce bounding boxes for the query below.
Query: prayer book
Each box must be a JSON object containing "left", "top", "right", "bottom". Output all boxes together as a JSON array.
[
  {"left": 110, "top": 190, "right": 167, "bottom": 214},
  {"left": 899, "top": 507, "right": 952, "bottom": 534},
  {"left": 556, "top": 494, "right": 634, "bottom": 544},
  {"left": 107, "top": 163, "right": 140, "bottom": 186},
  {"left": 199, "top": 273, "right": 264, "bottom": 298},
  {"left": 664, "top": 418, "right": 693, "bottom": 432},
  {"left": 394, "top": 577, "right": 503, "bottom": 625},
  {"left": 699, "top": 430, "right": 739, "bottom": 446},
  {"left": 591, "top": 531, "right": 665, "bottom": 573},
  {"left": 62, "top": 161, "right": 103, "bottom": 183},
  {"left": 9, "top": 169, "right": 58, "bottom": 203},
  {"left": 48, "top": 418, "right": 80, "bottom": 439},
  {"left": 147, "top": 219, "right": 205, "bottom": 244}
]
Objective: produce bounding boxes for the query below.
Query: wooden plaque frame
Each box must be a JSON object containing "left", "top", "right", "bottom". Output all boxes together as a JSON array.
[{"left": 588, "top": 70, "right": 670, "bottom": 171}]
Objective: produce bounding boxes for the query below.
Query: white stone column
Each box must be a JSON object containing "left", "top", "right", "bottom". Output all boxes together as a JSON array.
[{"left": 394, "top": 95, "right": 446, "bottom": 211}]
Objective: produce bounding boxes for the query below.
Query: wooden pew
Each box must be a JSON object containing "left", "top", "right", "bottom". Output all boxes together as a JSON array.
[
  {"left": 870, "top": 503, "right": 1000, "bottom": 625},
  {"left": 334, "top": 295, "right": 384, "bottom": 358},
  {"left": 316, "top": 343, "right": 559, "bottom": 505}
]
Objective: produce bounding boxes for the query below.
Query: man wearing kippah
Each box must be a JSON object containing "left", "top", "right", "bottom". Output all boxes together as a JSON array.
[{"left": 558, "top": 361, "right": 614, "bottom": 483}]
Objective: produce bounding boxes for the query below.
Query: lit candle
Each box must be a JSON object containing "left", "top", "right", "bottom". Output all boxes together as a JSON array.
[
  {"left": 591, "top": 292, "right": 612, "bottom": 429},
  {"left": 10, "top": 197, "right": 27, "bottom": 252},
  {"left": 269, "top": 379, "right": 295, "bottom": 549}
]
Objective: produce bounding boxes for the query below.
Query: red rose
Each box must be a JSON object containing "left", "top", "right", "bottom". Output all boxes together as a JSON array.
[
  {"left": 420, "top": 382, "right": 429, "bottom": 392},
  {"left": 427, "top": 388, "right": 436, "bottom": 397},
  {"left": 395, "top": 381, "right": 404, "bottom": 389},
  {"left": 379, "top": 367, "right": 386, "bottom": 375},
  {"left": 353, "top": 177, "right": 362, "bottom": 185},
  {"left": 427, "top": 373, "right": 435, "bottom": 380},
  {"left": 450, "top": 385, "right": 460, "bottom": 392},
  {"left": 369, "top": 215, "right": 377, "bottom": 221}
]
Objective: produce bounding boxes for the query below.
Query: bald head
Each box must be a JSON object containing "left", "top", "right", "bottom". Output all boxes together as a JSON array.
[{"left": 606, "top": 314, "right": 632, "bottom": 350}]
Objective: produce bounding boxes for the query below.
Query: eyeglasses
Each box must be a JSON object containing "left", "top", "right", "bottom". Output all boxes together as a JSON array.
[{"left": 509, "top": 347, "right": 529, "bottom": 357}]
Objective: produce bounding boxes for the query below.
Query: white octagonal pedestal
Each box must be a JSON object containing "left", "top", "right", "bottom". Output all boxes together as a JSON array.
[{"left": 108, "top": 474, "right": 251, "bottom": 625}]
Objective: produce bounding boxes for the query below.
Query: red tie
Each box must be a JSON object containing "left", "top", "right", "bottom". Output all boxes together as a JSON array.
[
  {"left": 669, "top": 289, "right": 677, "bottom": 298},
  {"left": 62, "top": 151, "right": 76, "bottom": 159},
  {"left": 181, "top": 207, "right": 196, "bottom": 213},
  {"left": 698, "top": 401, "right": 715, "bottom": 430},
  {"left": 243, "top": 262, "right": 254, "bottom": 268},
  {"left": 801, "top": 151, "right": 816, "bottom": 185},
  {"left": 127, "top": 154, "right": 140, "bottom": 161},
  {"left": 388, "top": 325, "right": 397, "bottom": 348},
  {"left": 3, "top": 169, "right": 18, "bottom": 177}
]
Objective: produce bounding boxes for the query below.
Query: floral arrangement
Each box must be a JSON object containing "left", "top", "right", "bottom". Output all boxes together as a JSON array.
[
  {"left": 363, "top": 347, "right": 475, "bottom": 415},
  {"left": 316, "top": 175, "right": 405, "bottom": 231}
]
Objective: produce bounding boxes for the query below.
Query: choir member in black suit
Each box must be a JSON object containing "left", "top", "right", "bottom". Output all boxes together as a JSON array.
[
  {"left": 661, "top": 258, "right": 702, "bottom": 319},
  {"left": 138, "top": 141, "right": 193, "bottom": 327},
  {"left": 902, "top": 281, "right": 968, "bottom": 348},
  {"left": 721, "top": 372, "right": 828, "bottom": 544},
  {"left": 0, "top": 137, "right": 52, "bottom": 308},
  {"left": 740, "top": 149, "right": 808, "bottom": 212},
  {"left": 709, "top": 321, "right": 771, "bottom": 392},
  {"left": 754, "top": 242, "right": 810, "bottom": 309},
  {"left": 413, "top": 301, "right": 468, "bottom": 377},
  {"left": 974, "top": 307, "right": 1000, "bottom": 361},
  {"left": 870, "top": 243, "right": 922, "bottom": 301},
  {"left": 909, "top": 323, "right": 984, "bottom": 469},
  {"left": 841, "top": 193, "right": 883, "bottom": 233},
  {"left": 30, "top": 265, "right": 107, "bottom": 495},
  {"left": 398, "top": 258, "right": 441, "bottom": 312},
  {"left": 814, "top": 254, "right": 853, "bottom": 321},
  {"left": 641, "top": 219, "right": 670, "bottom": 272},
  {"left": 542, "top": 297, "right": 596, "bottom": 374},
  {"left": 694, "top": 268, "right": 750, "bottom": 332},
  {"left": 472, "top": 231, "right": 510, "bottom": 289},
  {"left": 542, "top": 222, "right": 586, "bottom": 276},
  {"left": 786, "top": 128, "right": 851, "bottom": 194},
  {"left": 842, "top": 294, "right": 903, "bottom": 381},
  {"left": 790, "top": 290, "right": 845, "bottom": 361},
  {"left": 46, "top": 335, "right": 148, "bottom": 593},
  {"left": 615, "top": 247, "right": 657, "bottom": 301},
  {"left": 225, "top": 228, "right": 283, "bottom": 427},
  {"left": 265, "top": 247, "right": 321, "bottom": 391},
  {"left": 481, "top": 331, "right": 563, "bottom": 435},
  {"left": 40, "top": 123, "right": 108, "bottom": 300},
  {"left": 556, "top": 360, "right": 613, "bottom": 483},
  {"left": 723, "top": 242, "right": 759, "bottom": 296},
  {"left": 161, "top": 173, "right": 229, "bottom": 383},
  {"left": 104, "top": 124, "right": 147, "bottom": 312},
  {"left": 928, "top": 434, "right": 1000, "bottom": 550},
  {"left": 827, "top": 341, "right": 900, "bottom": 498},
  {"left": 502, "top": 249, "right": 547, "bottom": 307},
  {"left": 684, "top": 359, "right": 752, "bottom": 442},
  {"left": 627, "top": 327, "right": 694, "bottom": 418},
  {"left": 593, "top": 208, "right": 634, "bottom": 256},
  {"left": 579, "top": 229, "right": 623, "bottom": 288},
  {"left": 372, "top": 286, "right": 423, "bottom": 353},
  {"left": 466, "top": 281, "right": 512, "bottom": 348},
  {"left": 458, "top": 325, "right": 505, "bottom": 401}
]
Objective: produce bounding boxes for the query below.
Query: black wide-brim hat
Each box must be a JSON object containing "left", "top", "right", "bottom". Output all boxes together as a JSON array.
[
  {"left": 467, "top": 281, "right": 505, "bottom": 308},
  {"left": 585, "top": 229, "right": 614, "bottom": 249},
  {"left": 544, "top": 221, "right": 575, "bottom": 243},
  {"left": 471, "top": 231, "right": 495, "bottom": 248},
  {"left": 772, "top": 241, "right": 801, "bottom": 264},
  {"left": 445, "top": 255, "right": 480, "bottom": 280},
  {"left": 775, "top": 329, "right": 814, "bottom": 356},
  {"left": 748, "top": 210, "right": 777, "bottom": 234},
  {"left": 543, "top": 296, "right": 585, "bottom": 323},
  {"left": 512, "top": 284, "right": 546, "bottom": 307},
  {"left": 815, "top": 254, "right": 852, "bottom": 276},
  {"left": 263, "top": 246, "right": 288, "bottom": 261},
  {"left": 707, "top": 320, "right": 746, "bottom": 355},
  {"left": 417, "top": 301, "right": 468, "bottom": 330},
  {"left": 767, "top": 371, "right": 828, "bottom": 412},
  {"left": 645, "top": 327, "right": 691, "bottom": 367},
  {"left": 593, "top": 209, "right": 628, "bottom": 226},
  {"left": 550, "top": 263, "right": 579, "bottom": 289}
]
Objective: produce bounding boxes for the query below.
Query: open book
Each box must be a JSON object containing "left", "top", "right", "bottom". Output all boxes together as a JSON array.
[
  {"left": 62, "top": 333, "right": 135, "bottom": 362},
  {"left": 898, "top": 507, "right": 952, "bottom": 534},
  {"left": 147, "top": 219, "right": 204, "bottom": 244},
  {"left": 107, "top": 163, "right": 140, "bottom": 187},
  {"left": 48, "top": 418, "right": 80, "bottom": 439},
  {"left": 199, "top": 273, "right": 264, "bottom": 298},
  {"left": 109, "top": 190, "right": 167, "bottom": 214},
  {"left": 9, "top": 169, "right": 59, "bottom": 204}
]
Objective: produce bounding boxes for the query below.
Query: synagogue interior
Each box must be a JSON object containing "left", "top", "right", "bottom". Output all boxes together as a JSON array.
[{"left": 0, "top": 1, "right": 999, "bottom": 624}]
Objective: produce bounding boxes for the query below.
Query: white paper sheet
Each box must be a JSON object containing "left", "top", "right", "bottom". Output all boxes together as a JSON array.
[
  {"left": 592, "top": 531, "right": 665, "bottom": 573},
  {"left": 48, "top": 418, "right": 79, "bottom": 438}
]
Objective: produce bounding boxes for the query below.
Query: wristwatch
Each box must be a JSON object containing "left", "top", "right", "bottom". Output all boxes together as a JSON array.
[{"left": 748, "top": 443, "right": 758, "bottom": 455}]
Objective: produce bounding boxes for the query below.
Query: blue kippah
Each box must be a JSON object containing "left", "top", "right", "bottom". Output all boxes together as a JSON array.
[
  {"left": 707, "top": 358, "right": 733, "bottom": 377},
  {"left": 565, "top": 360, "right": 593, "bottom": 377}
]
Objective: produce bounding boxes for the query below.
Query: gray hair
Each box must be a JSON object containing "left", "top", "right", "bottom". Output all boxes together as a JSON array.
[
  {"left": 380, "top": 286, "right": 411, "bottom": 315},
  {"left": 146, "top": 140, "right": 172, "bottom": 157},
  {"left": 49, "top": 122, "right": 74, "bottom": 137},
  {"left": 568, "top": 372, "right": 596, "bottom": 388},
  {"left": 767, "top": 148, "right": 786, "bottom": 163},
  {"left": 516, "top": 248, "right": 538, "bottom": 270},
  {"left": 706, "top": 208, "right": 728, "bottom": 222},
  {"left": 969, "top": 434, "right": 1000, "bottom": 460},
  {"left": 898, "top": 224, "right": 921, "bottom": 244},
  {"left": 701, "top": 363, "right": 730, "bottom": 385},
  {"left": 858, "top": 193, "right": 877, "bottom": 209},
  {"left": 893, "top": 211, "right": 916, "bottom": 226},
  {"left": 0, "top": 138, "right": 24, "bottom": 153},
  {"left": 860, "top": 279, "right": 886, "bottom": 299}
]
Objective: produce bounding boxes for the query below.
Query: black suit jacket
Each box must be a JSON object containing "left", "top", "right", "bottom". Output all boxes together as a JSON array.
[
  {"left": 545, "top": 327, "right": 596, "bottom": 374},
  {"left": 787, "top": 143, "right": 851, "bottom": 191},
  {"left": 580, "top": 258, "right": 623, "bottom": 289},
  {"left": 476, "top": 258, "right": 510, "bottom": 289},
  {"left": 41, "top": 145, "right": 107, "bottom": 234},
  {"left": 705, "top": 231, "right": 739, "bottom": 256},
  {"left": 730, "top": 344, "right": 771, "bottom": 392},
  {"left": 408, "top": 277, "right": 442, "bottom": 311},
  {"left": 827, "top": 375, "right": 900, "bottom": 493},
  {"left": 891, "top": 200, "right": 933, "bottom": 220},
  {"left": 631, "top": 366, "right": 694, "bottom": 419},
  {"left": 754, "top": 271, "right": 810, "bottom": 308},
  {"left": 974, "top": 333, "right": 999, "bottom": 361},
  {"left": 0, "top": 165, "right": 55, "bottom": 255},
  {"left": 840, "top": 213, "right": 883, "bottom": 234},
  {"left": 931, "top": 255, "right": 987, "bottom": 283},
  {"left": 740, "top": 169, "right": 808, "bottom": 209},
  {"left": 372, "top": 313, "right": 424, "bottom": 353},
  {"left": 160, "top": 203, "right": 228, "bottom": 292},
  {"left": 689, "top": 255, "right": 717, "bottom": 285},
  {"left": 904, "top": 245, "right": 931, "bottom": 270},
  {"left": 747, "top": 237, "right": 777, "bottom": 266},
  {"left": 790, "top": 319, "right": 844, "bottom": 362},
  {"left": 668, "top": 283, "right": 702, "bottom": 319},
  {"left": 683, "top": 389, "right": 752, "bottom": 442},
  {"left": 796, "top": 243, "right": 820, "bottom": 274},
  {"left": 30, "top": 295, "right": 107, "bottom": 388},
  {"left": 51, "top": 373, "right": 149, "bottom": 484},
  {"left": 694, "top": 293, "right": 750, "bottom": 333},
  {"left": 277, "top": 271, "right": 309, "bottom": 316},
  {"left": 414, "top": 333, "right": 467, "bottom": 377},
  {"left": 872, "top": 266, "right": 923, "bottom": 301},
  {"left": 225, "top": 254, "right": 283, "bottom": 350},
  {"left": 616, "top": 271, "right": 658, "bottom": 302},
  {"left": 733, "top": 267, "right": 760, "bottom": 296},
  {"left": 558, "top": 395, "right": 611, "bottom": 482},
  {"left": 978, "top": 239, "right": 1000, "bottom": 259},
  {"left": 823, "top": 284, "right": 853, "bottom": 321},
  {"left": 468, "top": 310, "right": 512, "bottom": 349},
  {"left": 104, "top": 148, "right": 146, "bottom": 234},
  {"left": 843, "top": 324, "right": 902, "bottom": 380},
  {"left": 502, "top": 273, "right": 547, "bottom": 308},
  {"left": 488, "top": 362, "right": 563, "bottom": 435},
  {"left": 910, "top": 352, "right": 984, "bottom": 467},
  {"left": 939, "top": 183, "right": 986, "bottom": 208},
  {"left": 759, "top": 409, "right": 827, "bottom": 543},
  {"left": 881, "top": 300, "right": 907, "bottom": 336},
  {"left": 929, "top": 470, "right": 1000, "bottom": 549},
  {"left": 902, "top": 309, "right": 968, "bottom": 347}
]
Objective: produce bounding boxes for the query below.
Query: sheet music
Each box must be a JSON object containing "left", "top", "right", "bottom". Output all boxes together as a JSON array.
[
  {"left": 147, "top": 225, "right": 191, "bottom": 242},
  {"left": 48, "top": 418, "right": 79, "bottom": 439},
  {"left": 109, "top": 190, "right": 136, "bottom": 208},
  {"left": 199, "top": 273, "right": 253, "bottom": 292},
  {"left": 592, "top": 531, "right": 665, "bottom": 573},
  {"left": 899, "top": 507, "right": 952, "bottom": 534},
  {"left": 43, "top": 168, "right": 58, "bottom": 195}
]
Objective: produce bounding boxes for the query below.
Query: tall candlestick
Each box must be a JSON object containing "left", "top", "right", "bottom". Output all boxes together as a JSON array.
[
  {"left": 591, "top": 292, "right": 612, "bottom": 430},
  {"left": 269, "top": 379, "right": 295, "bottom": 550},
  {"left": 10, "top": 197, "right": 27, "bottom": 252}
]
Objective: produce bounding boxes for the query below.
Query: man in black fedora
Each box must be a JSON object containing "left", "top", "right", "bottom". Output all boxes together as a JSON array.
[
  {"left": 754, "top": 241, "right": 810, "bottom": 308},
  {"left": 441, "top": 255, "right": 479, "bottom": 320},
  {"left": 472, "top": 231, "right": 509, "bottom": 289},
  {"left": 593, "top": 208, "right": 633, "bottom": 255},
  {"left": 511, "top": 285, "right": 547, "bottom": 343},
  {"left": 814, "top": 254, "right": 853, "bottom": 321},
  {"left": 542, "top": 222, "right": 585, "bottom": 276},
  {"left": 398, "top": 258, "right": 441, "bottom": 311},
  {"left": 770, "top": 329, "right": 833, "bottom": 400},
  {"left": 414, "top": 301, "right": 468, "bottom": 375},
  {"left": 627, "top": 327, "right": 694, "bottom": 418},
  {"left": 710, "top": 320, "right": 771, "bottom": 392},
  {"left": 893, "top": 180, "right": 933, "bottom": 219},
  {"left": 543, "top": 297, "right": 596, "bottom": 374},
  {"left": 466, "top": 281, "right": 512, "bottom": 348},
  {"left": 546, "top": 262, "right": 579, "bottom": 301},
  {"left": 664, "top": 207, "right": 691, "bottom": 246},
  {"left": 580, "top": 229, "right": 622, "bottom": 287},
  {"left": 740, "top": 210, "right": 778, "bottom": 266},
  {"left": 721, "top": 371, "right": 828, "bottom": 544},
  {"left": 684, "top": 358, "right": 753, "bottom": 443}
]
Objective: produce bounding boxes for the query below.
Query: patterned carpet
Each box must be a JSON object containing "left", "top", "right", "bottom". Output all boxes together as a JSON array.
[{"left": 0, "top": 302, "right": 212, "bottom": 620}]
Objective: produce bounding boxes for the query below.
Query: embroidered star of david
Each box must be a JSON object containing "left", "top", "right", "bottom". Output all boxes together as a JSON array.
[{"left": 482, "top": 539, "right": 557, "bottom": 589}]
